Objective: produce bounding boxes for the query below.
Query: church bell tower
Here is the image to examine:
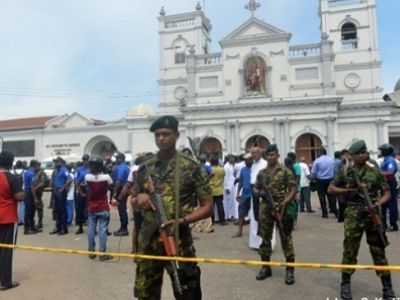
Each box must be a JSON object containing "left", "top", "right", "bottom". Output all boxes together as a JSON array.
[{"left": 157, "top": 3, "right": 212, "bottom": 114}]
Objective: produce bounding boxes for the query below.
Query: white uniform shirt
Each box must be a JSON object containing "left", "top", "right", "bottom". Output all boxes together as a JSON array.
[
  {"left": 299, "top": 162, "right": 311, "bottom": 188},
  {"left": 234, "top": 161, "right": 246, "bottom": 179},
  {"left": 250, "top": 158, "right": 267, "bottom": 184},
  {"left": 67, "top": 173, "right": 75, "bottom": 200},
  {"left": 223, "top": 162, "right": 235, "bottom": 191}
]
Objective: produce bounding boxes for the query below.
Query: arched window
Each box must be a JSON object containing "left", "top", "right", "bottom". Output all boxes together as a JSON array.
[
  {"left": 244, "top": 56, "right": 266, "bottom": 96},
  {"left": 341, "top": 22, "right": 358, "bottom": 49},
  {"left": 173, "top": 39, "right": 188, "bottom": 64}
]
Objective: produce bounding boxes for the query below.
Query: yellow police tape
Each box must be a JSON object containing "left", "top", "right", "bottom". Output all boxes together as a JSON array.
[{"left": 1, "top": 243, "right": 400, "bottom": 271}]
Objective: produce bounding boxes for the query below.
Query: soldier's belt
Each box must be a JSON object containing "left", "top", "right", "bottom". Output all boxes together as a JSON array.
[{"left": 1, "top": 243, "right": 400, "bottom": 272}]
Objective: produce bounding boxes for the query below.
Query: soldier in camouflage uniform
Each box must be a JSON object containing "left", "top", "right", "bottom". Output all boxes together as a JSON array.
[
  {"left": 328, "top": 140, "right": 396, "bottom": 300},
  {"left": 253, "top": 144, "right": 297, "bottom": 285},
  {"left": 33, "top": 165, "right": 48, "bottom": 229},
  {"left": 130, "top": 115, "right": 213, "bottom": 300}
]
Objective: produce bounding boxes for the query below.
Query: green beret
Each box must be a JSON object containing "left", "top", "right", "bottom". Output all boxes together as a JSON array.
[
  {"left": 264, "top": 144, "right": 278, "bottom": 154},
  {"left": 348, "top": 140, "right": 367, "bottom": 155},
  {"left": 150, "top": 115, "right": 179, "bottom": 133}
]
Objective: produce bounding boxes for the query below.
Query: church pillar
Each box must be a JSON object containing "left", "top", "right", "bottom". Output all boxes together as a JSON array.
[
  {"left": 321, "top": 34, "right": 335, "bottom": 96},
  {"left": 376, "top": 120, "right": 385, "bottom": 147},
  {"left": 234, "top": 120, "right": 241, "bottom": 154},
  {"left": 325, "top": 116, "right": 335, "bottom": 157},
  {"left": 225, "top": 121, "right": 232, "bottom": 154},
  {"left": 266, "top": 66, "right": 272, "bottom": 97},
  {"left": 187, "top": 47, "right": 196, "bottom": 104},
  {"left": 283, "top": 119, "right": 291, "bottom": 155},
  {"left": 273, "top": 119, "right": 281, "bottom": 151},
  {"left": 186, "top": 123, "right": 194, "bottom": 140}
]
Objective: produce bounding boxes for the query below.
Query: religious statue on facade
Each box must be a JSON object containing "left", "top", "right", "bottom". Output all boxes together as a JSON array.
[{"left": 244, "top": 56, "right": 266, "bottom": 96}]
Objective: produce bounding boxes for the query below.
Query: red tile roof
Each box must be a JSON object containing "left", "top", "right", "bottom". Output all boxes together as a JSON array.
[{"left": 0, "top": 116, "right": 57, "bottom": 131}]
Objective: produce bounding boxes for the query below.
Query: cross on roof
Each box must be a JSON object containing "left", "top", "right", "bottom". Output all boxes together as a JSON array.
[{"left": 245, "top": 0, "right": 261, "bottom": 17}]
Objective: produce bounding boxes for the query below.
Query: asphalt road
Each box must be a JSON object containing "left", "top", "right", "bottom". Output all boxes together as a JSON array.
[{"left": 3, "top": 193, "right": 400, "bottom": 300}]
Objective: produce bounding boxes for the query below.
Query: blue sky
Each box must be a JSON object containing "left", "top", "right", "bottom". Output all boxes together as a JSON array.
[{"left": 0, "top": 0, "right": 398, "bottom": 120}]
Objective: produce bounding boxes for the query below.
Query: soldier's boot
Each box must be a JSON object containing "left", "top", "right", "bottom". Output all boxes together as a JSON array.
[
  {"left": 285, "top": 258, "right": 295, "bottom": 285},
  {"left": 285, "top": 268, "right": 295, "bottom": 285},
  {"left": 37, "top": 208, "right": 43, "bottom": 229},
  {"left": 340, "top": 273, "right": 352, "bottom": 300},
  {"left": 256, "top": 256, "right": 272, "bottom": 281},
  {"left": 381, "top": 274, "right": 396, "bottom": 300}
]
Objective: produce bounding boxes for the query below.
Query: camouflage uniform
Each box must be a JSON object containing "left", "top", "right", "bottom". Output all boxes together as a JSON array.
[
  {"left": 332, "top": 163, "right": 390, "bottom": 276},
  {"left": 255, "top": 164, "right": 296, "bottom": 261},
  {"left": 34, "top": 169, "right": 48, "bottom": 228},
  {"left": 132, "top": 153, "right": 211, "bottom": 300}
]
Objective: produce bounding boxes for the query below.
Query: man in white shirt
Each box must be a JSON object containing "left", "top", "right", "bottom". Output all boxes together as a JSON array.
[
  {"left": 299, "top": 157, "right": 314, "bottom": 213},
  {"left": 250, "top": 147, "right": 267, "bottom": 221},
  {"left": 249, "top": 146, "right": 271, "bottom": 250},
  {"left": 223, "top": 155, "right": 236, "bottom": 221}
]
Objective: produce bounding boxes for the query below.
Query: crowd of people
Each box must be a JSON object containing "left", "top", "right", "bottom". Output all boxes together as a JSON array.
[{"left": 0, "top": 114, "right": 399, "bottom": 299}]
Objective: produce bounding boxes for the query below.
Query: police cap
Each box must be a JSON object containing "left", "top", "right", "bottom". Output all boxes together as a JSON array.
[
  {"left": 348, "top": 140, "right": 367, "bottom": 155},
  {"left": 54, "top": 156, "right": 65, "bottom": 164},
  {"left": 378, "top": 143, "right": 394, "bottom": 152},
  {"left": 150, "top": 115, "right": 179, "bottom": 133},
  {"left": 264, "top": 144, "right": 279, "bottom": 154},
  {"left": 82, "top": 154, "right": 90, "bottom": 161},
  {"left": 115, "top": 152, "right": 125, "bottom": 160}
]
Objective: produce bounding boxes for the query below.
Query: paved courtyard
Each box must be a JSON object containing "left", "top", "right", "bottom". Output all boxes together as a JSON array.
[{"left": 3, "top": 193, "right": 400, "bottom": 300}]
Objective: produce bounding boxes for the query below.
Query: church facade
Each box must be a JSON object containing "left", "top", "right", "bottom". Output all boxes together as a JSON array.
[
  {"left": 151, "top": 0, "right": 400, "bottom": 162},
  {"left": 1, "top": 0, "right": 400, "bottom": 163}
]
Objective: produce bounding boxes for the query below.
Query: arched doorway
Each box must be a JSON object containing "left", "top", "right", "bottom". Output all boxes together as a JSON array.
[
  {"left": 295, "top": 133, "right": 322, "bottom": 164},
  {"left": 245, "top": 135, "right": 270, "bottom": 151},
  {"left": 200, "top": 137, "right": 222, "bottom": 157},
  {"left": 85, "top": 136, "right": 117, "bottom": 159}
]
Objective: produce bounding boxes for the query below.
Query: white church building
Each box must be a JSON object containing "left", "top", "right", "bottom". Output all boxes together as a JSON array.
[{"left": 1, "top": 0, "right": 400, "bottom": 163}]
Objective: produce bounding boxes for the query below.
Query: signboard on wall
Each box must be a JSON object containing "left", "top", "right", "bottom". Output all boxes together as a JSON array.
[{"left": 45, "top": 143, "right": 81, "bottom": 157}]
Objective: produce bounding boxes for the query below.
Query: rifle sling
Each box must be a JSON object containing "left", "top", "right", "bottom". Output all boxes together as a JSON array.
[{"left": 174, "top": 152, "right": 181, "bottom": 250}]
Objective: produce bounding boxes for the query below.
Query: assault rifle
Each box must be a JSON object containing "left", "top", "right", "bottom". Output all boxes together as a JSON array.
[
  {"left": 147, "top": 176, "right": 183, "bottom": 297},
  {"left": 351, "top": 167, "right": 389, "bottom": 248},
  {"left": 259, "top": 183, "right": 288, "bottom": 240}
]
